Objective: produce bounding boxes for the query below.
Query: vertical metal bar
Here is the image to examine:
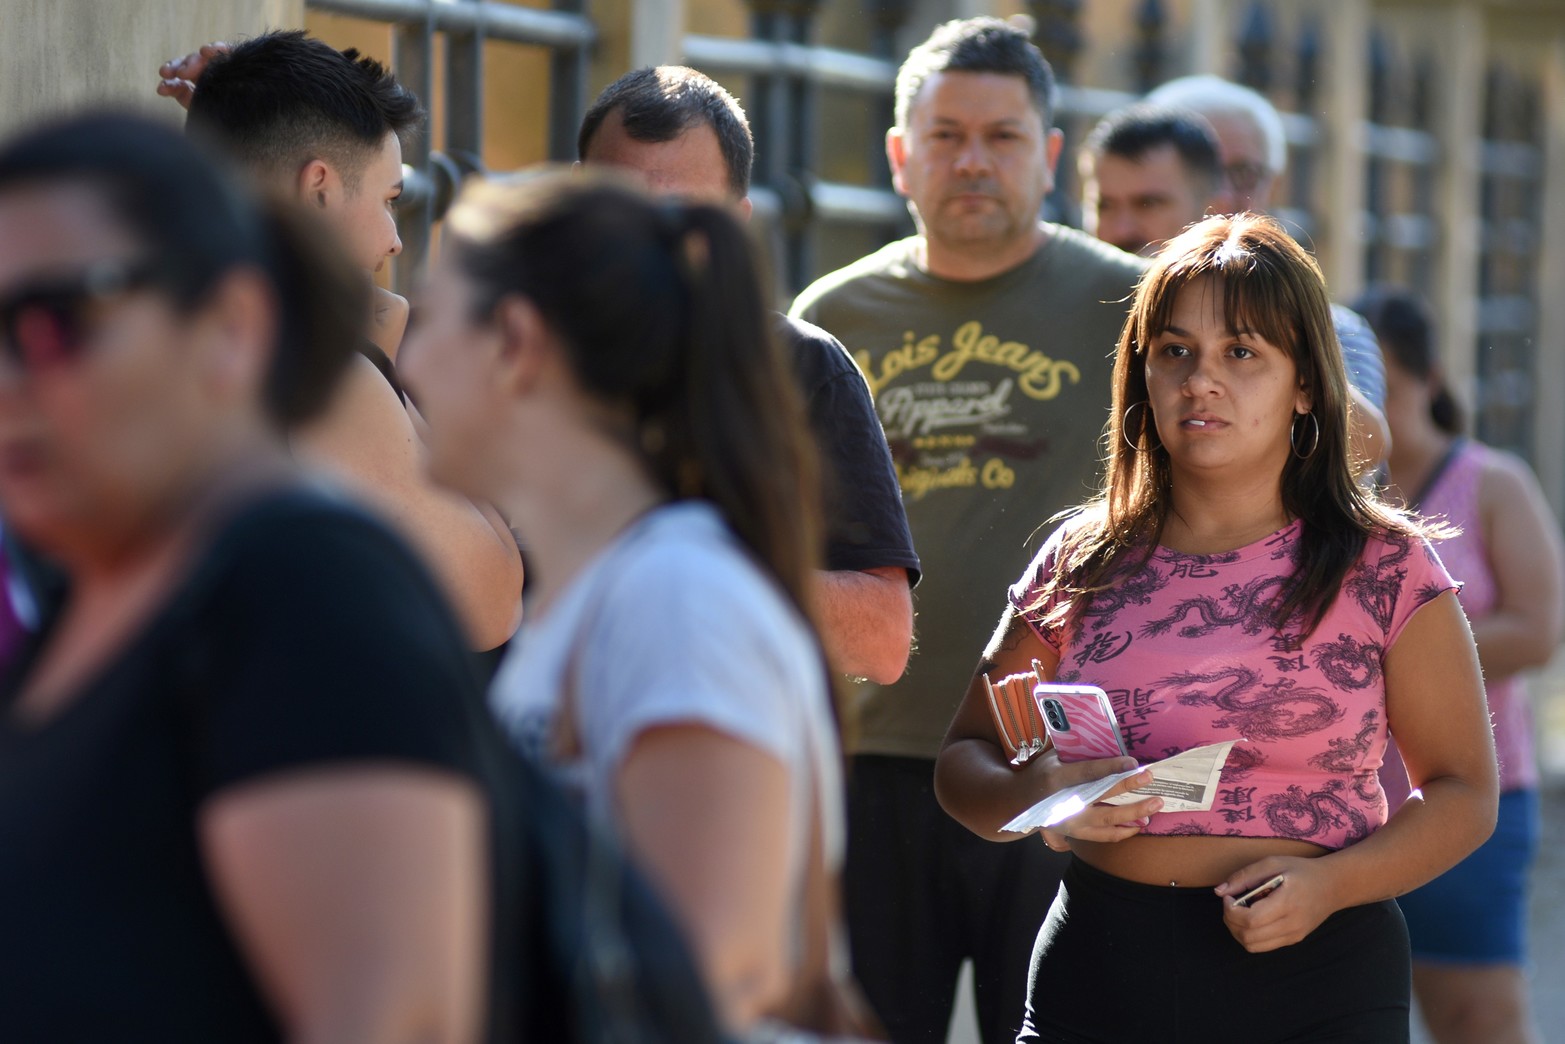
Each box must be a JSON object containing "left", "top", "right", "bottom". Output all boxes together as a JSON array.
[
  {"left": 866, "top": 0, "right": 912, "bottom": 253},
  {"left": 787, "top": 6, "right": 819, "bottom": 289},
  {"left": 1027, "top": 0, "right": 1084, "bottom": 83},
  {"left": 1292, "top": 18, "right": 1321, "bottom": 228},
  {"left": 1528, "top": 35, "right": 1565, "bottom": 516},
  {"left": 1236, "top": 1, "right": 1273, "bottom": 93},
  {"left": 1432, "top": 3, "right": 1483, "bottom": 425},
  {"left": 1364, "top": 29, "right": 1390, "bottom": 286},
  {"left": 445, "top": 0, "right": 486, "bottom": 174},
  {"left": 749, "top": 7, "right": 787, "bottom": 192},
  {"left": 394, "top": 9, "right": 436, "bottom": 297},
  {"left": 1321, "top": 0, "right": 1368, "bottom": 304},
  {"left": 1134, "top": 0, "right": 1166, "bottom": 94},
  {"left": 549, "top": 0, "right": 588, "bottom": 161},
  {"left": 1410, "top": 54, "right": 1437, "bottom": 298},
  {"left": 743, "top": 2, "right": 794, "bottom": 291}
]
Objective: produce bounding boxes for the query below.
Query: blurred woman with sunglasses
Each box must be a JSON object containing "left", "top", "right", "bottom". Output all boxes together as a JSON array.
[
  {"left": 0, "top": 114, "right": 493, "bottom": 1042},
  {"left": 400, "top": 172, "right": 843, "bottom": 1034}
]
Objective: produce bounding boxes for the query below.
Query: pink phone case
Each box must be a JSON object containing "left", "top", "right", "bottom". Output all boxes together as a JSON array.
[{"left": 1033, "top": 683, "right": 1129, "bottom": 762}]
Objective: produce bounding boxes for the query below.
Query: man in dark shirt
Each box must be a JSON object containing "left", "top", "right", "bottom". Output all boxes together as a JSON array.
[{"left": 577, "top": 66, "right": 920, "bottom": 684}]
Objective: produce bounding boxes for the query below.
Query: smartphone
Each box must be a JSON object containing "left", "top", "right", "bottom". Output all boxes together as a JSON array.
[
  {"left": 1033, "top": 682, "right": 1129, "bottom": 762},
  {"left": 1233, "top": 874, "right": 1286, "bottom": 908}
]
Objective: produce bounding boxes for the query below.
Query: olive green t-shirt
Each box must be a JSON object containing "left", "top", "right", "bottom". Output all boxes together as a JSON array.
[{"left": 791, "top": 226, "right": 1145, "bottom": 759}]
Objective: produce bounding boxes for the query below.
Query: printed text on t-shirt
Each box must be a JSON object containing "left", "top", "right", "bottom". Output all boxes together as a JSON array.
[{"left": 855, "top": 321, "right": 1081, "bottom": 401}]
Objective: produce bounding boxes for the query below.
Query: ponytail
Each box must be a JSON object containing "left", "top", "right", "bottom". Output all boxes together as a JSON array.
[
  {"left": 657, "top": 206, "right": 822, "bottom": 617},
  {"left": 1429, "top": 384, "right": 1464, "bottom": 436},
  {"left": 449, "top": 173, "right": 823, "bottom": 620},
  {"left": 1352, "top": 287, "right": 1463, "bottom": 435}
]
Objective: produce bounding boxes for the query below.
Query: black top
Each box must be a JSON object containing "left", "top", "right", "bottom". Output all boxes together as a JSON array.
[
  {"left": 780, "top": 314, "right": 921, "bottom": 586},
  {"left": 0, "top": 489, "right": 494, "bottom": 1041}
]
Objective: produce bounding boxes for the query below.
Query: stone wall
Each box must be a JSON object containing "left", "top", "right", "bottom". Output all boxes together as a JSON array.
[{"left": 0, "top": 0, "right": 303, "bottom": 137}]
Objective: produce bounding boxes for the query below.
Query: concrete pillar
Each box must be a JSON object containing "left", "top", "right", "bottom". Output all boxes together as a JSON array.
[
  {"left": 0, "top": 0, "right": 303, "bottom": 138},
  {"left": 1534, "top": 30, "right": 1565, "bottom": 517},
  {"left": 1320, "top": 0, "right": 1369, "bottom": 300},
  {"left": 1190, "top": 0, "right": 1228, "bottom": 77},
  {"left": 633, "top": 0, "right": 687, "bottom": 69},
  {"left": 1432, "top": 2, "right": 1485, "bottom": 422}
]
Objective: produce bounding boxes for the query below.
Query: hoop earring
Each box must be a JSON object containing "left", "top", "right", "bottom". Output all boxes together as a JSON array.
[
  {"left": 1123, "top": 401, "right": 1159, "bottom": 452},
  {"left": 1290, "top": 411, "right": 1320, "bottom": 460}
]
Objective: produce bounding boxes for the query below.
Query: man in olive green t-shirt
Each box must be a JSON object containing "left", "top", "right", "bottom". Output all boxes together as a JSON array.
[{"left": 791, "top": 18, "right": 1144, "bottom": 1044}]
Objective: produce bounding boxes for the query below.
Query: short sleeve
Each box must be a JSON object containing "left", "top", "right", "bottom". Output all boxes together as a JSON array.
[
  {"left": 782, "top": 317, "right": 921, "bottom": 586},
  {"left": 1383, "top": 532, "right": 1460, "bottom": 649},
  {"left": 1007, "top": 524, "right": 1071, "bottom": 653},
  {"left": 188, "top": 498, "right": 486, "bottom": 797},
  {"left": 574, "top": 540, "right": 824, "bottom": 785}
]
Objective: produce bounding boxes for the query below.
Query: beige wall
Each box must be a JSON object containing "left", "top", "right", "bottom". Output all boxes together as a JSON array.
[{"left": 0, "top": 0, "right": 303, "bottom": 138}]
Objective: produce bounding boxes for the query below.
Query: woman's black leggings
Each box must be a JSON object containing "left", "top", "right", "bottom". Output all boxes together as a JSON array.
[{"left": 1016, "top": 857, "right": 1410, "bottom": 1044}]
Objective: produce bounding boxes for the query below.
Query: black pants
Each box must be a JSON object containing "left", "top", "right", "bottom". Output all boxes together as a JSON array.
[
  {"left": 845, "top": 755, "right": 1067, "bottom": 1044},
  {"left": 1018, "top": 857, "right": 1411, "bottom": 1043}
]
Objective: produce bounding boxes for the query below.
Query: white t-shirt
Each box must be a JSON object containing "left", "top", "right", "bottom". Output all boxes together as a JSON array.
[{"left": 490, "top": 500, "right": 844, "bottom": 896}]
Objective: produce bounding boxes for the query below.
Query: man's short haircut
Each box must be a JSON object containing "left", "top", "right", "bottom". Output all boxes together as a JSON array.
[
  {"left": 1083, "top": 104, "right": 1223, "bottom": 198},
  {"left": 577, "top": 66, "right": 753, "bottom": 199},
  {"left": 1146, "top": 75, "right": 1288, "bottom": 175},
  {"left": 894, "top": 17, "right": 1056, "bottom": 131},
  {"left": 186, "top": 29, "right": 423, "bottom": 190}
]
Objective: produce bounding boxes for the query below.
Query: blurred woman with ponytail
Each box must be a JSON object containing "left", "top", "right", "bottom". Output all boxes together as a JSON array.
[
  {"left": 1357, "top": 287, "right": 1563, "bottom": 1044},
  {"left": 401, "top": 171, "right": 840, "bottom": 1033},
  {"left": 0, "top": 113, "right": 495, "bottom": 1042}
]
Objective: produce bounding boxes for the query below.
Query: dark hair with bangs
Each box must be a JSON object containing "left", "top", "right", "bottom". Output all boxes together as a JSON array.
[{"left": 1037, "top": 213, "right": 1413, "bottom": 638}]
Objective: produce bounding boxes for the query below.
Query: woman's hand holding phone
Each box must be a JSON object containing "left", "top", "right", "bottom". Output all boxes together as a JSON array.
[{"left": 1216, "top": 856, "right": 1342, "bottom": 953}]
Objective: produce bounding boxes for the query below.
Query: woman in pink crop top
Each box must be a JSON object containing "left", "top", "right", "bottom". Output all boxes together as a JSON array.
[
  {"left": 934, "top": 215, "right": 1498, "bottom": 1043},
  {"left": 1358, "top": 287, "right": 1563, "bottom": 1044}
]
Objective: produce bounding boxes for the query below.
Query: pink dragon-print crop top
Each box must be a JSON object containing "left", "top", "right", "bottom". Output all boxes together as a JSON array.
[{"left": 1010, "top": 519, "right": 1458, "bottom": 850}]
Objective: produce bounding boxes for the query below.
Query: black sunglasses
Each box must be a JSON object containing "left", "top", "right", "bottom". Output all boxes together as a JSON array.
[{"left": 0, "top": 259, "right": 160, "bottom": 370}]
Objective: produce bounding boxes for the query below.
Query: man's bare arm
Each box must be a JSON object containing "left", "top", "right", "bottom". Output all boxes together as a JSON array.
[
  {"left": 812, "top": 566, "right": 913, "bottom": 684},
  {"left": 296, "top": 356, "right": 524, "bottom": 650}
]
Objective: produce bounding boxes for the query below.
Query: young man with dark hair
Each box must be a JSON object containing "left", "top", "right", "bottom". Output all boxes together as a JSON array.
[
  {"left": 159, "top": 32, "right": 524, "bottom": 655},
  {"left": 577, "top": 64, "right": 920, "bottom": 685},
  {"left": 790, "top": 18, "right": 1145, "bottom": 1043},
  {"left": 1078, "top": 103, "right": 1222, "bottom": 256}
]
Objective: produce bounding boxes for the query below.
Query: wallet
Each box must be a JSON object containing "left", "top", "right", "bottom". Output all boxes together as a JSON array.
[{"left": 983, "top": 660, "right": 1049, "bottom": 766}]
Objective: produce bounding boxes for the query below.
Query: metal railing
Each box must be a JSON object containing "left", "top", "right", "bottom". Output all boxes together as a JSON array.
[{"left": 1473, "top": 70, "right": 1546, "bottom": 458}]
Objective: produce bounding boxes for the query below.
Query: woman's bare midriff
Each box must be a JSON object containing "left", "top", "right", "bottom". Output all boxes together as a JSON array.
[{"left": 1071, "top": 833, "right": 1329, "bottom": 887}]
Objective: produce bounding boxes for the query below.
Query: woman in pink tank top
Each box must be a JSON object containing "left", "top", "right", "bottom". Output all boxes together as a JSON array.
[
  {"left": 1359, "top": 288, "right": 1562, "bottom": 1044},
  {"left": 935, "top": 216, "right": 1498, "bottom": 1043}
]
